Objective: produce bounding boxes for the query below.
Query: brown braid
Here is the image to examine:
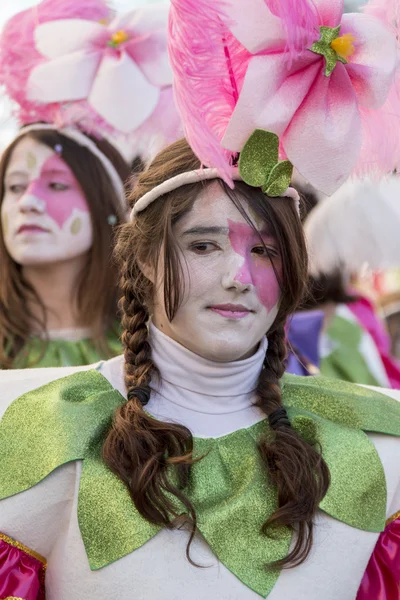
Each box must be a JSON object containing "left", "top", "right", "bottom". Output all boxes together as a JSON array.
[
  {"left": 256, "top": 324, "right": 330, "bottom": 568},
  {"left": 104, "top": 257, "right": 197, "bottom": 538}
]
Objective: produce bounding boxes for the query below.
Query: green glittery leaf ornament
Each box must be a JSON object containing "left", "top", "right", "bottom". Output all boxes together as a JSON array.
[
  {"left": 238, "top": 129, "right": 279, "bottom": 187},
  {"left": 263, "top": 160, "right": 293, "bottom": 197},
  {"left": 1, "top": 371, "right": 400, "bottom": 597}
]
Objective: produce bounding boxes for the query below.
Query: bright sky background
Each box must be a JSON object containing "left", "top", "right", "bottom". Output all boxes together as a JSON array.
[{"left": 0, "top": 0, "right": 362, "bottom": 149}]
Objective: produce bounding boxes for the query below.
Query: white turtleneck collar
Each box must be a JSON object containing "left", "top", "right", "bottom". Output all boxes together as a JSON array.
[
  {"left": 100, "top": 323, "right": 269, "bottom": 438},
  {"left": 145, "top": 323, "right": 269, "bottom": 437}
]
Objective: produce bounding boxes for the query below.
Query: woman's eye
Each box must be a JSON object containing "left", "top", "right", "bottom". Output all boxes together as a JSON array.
[
  {"left": 252, "top": 245, "right": 278, "bottom": 258},
  {"left": 190, "top": 242, "right": 220, "bottom": 254},
  {"left": 9, "top": 184, "right": 27, "bottom": 194},
  {"left": 49, "top": 182, "right": 69, "bottom": 191}
]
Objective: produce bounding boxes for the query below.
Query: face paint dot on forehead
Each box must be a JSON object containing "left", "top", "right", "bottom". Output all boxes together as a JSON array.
[
  {"left": 228, "top": 219, "right": 281, "bottom": 312},
  {"left": 26, "top": 151, "right": 37, "bottom": 170}
]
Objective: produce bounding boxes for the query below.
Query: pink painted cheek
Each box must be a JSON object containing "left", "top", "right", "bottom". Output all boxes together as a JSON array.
[
  {"left": 228, "top": 219, "right": 281, "bottom": 311},
  {"left": 26, "top": 155, "right": 89, "bottom": 228},
  {"left": 252, "top": 260, "right": 281, "bottom": 312}
]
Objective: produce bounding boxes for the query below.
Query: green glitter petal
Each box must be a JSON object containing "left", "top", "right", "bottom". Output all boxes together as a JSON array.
[
  {"left": 263, "top": 160, "right": 293, "bottom": 197},
  {"left": 238, "top": 129, "right": 279, "bottom": 188},
  {"left": 1, "top": 370, "right": 400, "bottom": 598}
]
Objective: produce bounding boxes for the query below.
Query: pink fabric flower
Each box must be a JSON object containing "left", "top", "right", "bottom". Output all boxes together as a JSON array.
[
  {"left": 26, "top": 6, "right": 173, "bottom": 134},
  {"left": 221, "top": 0, "right": 398, "bottom": 195}
]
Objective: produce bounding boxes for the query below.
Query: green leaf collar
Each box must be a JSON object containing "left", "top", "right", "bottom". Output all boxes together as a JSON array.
[{"left": 1, "top": 370, "right": 400, "bottom": 597}]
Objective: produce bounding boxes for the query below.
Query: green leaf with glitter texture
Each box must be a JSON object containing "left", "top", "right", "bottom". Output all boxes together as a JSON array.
[
  {"left": 1, "top": 371, "right": 400, "bottom": 597},
  {"left": 263, "top": 160, "right": 293, "bottom": 197},
  {"left": 238, "top": 129, "right": 279, "bottom": 187}
]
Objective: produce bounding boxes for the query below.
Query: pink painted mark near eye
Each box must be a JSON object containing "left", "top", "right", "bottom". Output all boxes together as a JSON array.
[
  {"left": 24, "top": 155, "right": 88, "bottom": 228},
  {"left": 228, "top": 219, "right": 281, "bottom": 311}
]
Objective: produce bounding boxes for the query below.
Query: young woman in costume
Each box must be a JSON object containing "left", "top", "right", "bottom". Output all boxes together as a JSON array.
[
  {"left": 0, "top": 0, "right": 179, "bottom": 368},
  {"left": 0, "top": 0, "right": 400, "bottom": 598}
]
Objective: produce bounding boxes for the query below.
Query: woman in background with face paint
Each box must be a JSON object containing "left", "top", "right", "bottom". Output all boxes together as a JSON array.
[
  {"left": 0, "top": 0, "right": 180, "bottom": 368},
  {"left": 0, "top": 128, "right": 130, "bottom": 368}
]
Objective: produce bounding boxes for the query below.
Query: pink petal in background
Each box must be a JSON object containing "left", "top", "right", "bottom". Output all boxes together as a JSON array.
[{"left": 341, "top": 13, "right": 397, "bottom": 109}]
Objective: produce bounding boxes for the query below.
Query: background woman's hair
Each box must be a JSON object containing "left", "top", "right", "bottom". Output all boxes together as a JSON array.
[
  {"left": 0, "top": 128, "right": 130, "bottom": 367},
  {"left": 301, "top": 270, "right": 357, "bottom": 309},
  {"left": 103, "top": 138, "right": 330, "bottom": 569}
]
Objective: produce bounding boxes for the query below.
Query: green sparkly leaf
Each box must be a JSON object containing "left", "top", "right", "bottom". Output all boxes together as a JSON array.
[
  {"left": 238, "top": 129, "right": 279, "bottom": 187},
  {"left": 319, "top": 25, "right": 341, "bottom": 44},
  {"left": 263, "top": 160, "right": 293, "bottom": 197}
]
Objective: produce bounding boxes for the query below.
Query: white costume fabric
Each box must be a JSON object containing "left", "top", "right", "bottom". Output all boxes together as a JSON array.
[{"left": 0, "top": 324, "right": 399, "bottom": 599}]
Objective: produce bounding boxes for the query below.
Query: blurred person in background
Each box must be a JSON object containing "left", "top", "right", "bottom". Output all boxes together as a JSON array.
[
  {"left": 0, "top": 0, "right": 180, "bottom": 368},
  {"left": 301, "top": 177, "right": 400, "bottom": 388},
  {"left": 0, "top": 128, "right": 129, "bottom": 368}
]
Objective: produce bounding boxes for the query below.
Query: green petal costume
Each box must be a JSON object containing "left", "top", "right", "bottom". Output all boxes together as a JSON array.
[
  {"left": 0, "top": 370, "right": 399, "bottom": 597},
  {"left": 321, "top": 306, "right": 388, "bottom": 387},
  {"left": 4, "top": 328, "right": 122, "bottom": 369}
]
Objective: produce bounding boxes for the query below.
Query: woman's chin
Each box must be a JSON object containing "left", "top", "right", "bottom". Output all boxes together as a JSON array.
[{"left": 186, "top": 334, "right": 261, "bottom": 363}]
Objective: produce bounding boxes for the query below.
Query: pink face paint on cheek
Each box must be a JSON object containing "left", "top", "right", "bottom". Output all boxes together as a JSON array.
[
  {"left": 25, "top": 155, "right": 89, "bottom": 228},
  {"left": 228, "top": 219, "right": 281, "bottom": 311}
]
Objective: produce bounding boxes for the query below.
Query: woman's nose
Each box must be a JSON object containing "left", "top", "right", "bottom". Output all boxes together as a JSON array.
[
  {"left": 221, "top": 255, "right": 253, "bottom": 292},
  {"left": 18, "top": 192, "right": 46, "bottom": 214}
]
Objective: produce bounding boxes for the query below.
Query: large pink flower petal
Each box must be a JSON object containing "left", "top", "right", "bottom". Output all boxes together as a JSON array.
[
  {"left": 126, "top": 31, "right": 172, "bottom": 87},
  {"left": 222, "top": 52, "right": 321, "bottom": 152},
  {"left": 313, "top": 0, "right": 344, "bottom": 27},
  {"left": 27, "top": 51, "right": 100, "bottom": 103},
  {"left": 226, "top": 0, "right": 286, "bottom": 53},
  {"left": 89, "top": 53, "right": 159, "bottom": 134},
  {"left": 112, "top": 6, "right": 172, "bottom": 87},
  {"left": 341, "top": 13, "right": 397, "bottom": 109},
  {"left": 111, "top": 5, "right": 169, "bottom": 34},
  {"left": 283, "top": 64, "right": 361, "bottom": 195},
  {"left": 34, "top": 19, "right": 106, "bottom": 59}
]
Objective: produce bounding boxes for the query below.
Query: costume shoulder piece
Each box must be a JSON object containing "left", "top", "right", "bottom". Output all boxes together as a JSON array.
[{"left": 0, "top": 370, "right": 400, "bottom": 597}]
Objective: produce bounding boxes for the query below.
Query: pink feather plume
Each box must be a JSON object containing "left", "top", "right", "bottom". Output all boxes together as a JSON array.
[{"left": 168, "top": 0, "right": 251, "bottom": 186}]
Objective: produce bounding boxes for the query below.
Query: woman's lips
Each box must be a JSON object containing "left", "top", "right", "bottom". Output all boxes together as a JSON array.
[
  {"left": 17, "top": 224, "right": 49, "bottom": 234},
  {"left": 209, "top": 304, "right": 253, "bottom": 319}
]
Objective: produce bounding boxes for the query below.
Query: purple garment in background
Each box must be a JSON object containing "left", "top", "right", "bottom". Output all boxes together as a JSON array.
[{"left": 286, "top": 310, "right": 325, "bottom": 376}]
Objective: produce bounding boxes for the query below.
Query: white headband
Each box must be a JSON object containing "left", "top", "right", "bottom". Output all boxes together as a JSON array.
[
  {"left": 14, "top": 124, "right": 126, "bottom": 209},
  {"left": 130, "top": 168, "right": 300, "bottom": 220}
]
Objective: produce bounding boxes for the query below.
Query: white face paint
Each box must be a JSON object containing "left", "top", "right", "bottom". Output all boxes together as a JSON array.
[
  {"left": 1, "top": 137, "right": 93, "bottom": 266},
  {"left": 151, "top": 183, "right": 282, "bottom": 362}
]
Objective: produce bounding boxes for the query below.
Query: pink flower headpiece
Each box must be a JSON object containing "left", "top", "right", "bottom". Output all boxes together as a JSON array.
[
  {"left": 0, "top": 0, "right": 182, "bottom": 160},
  {"left": 168, "top": 0, "right": 400, "bottom": 196}
]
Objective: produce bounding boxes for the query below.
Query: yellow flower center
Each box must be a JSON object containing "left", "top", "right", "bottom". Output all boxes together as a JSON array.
[
  {"left": 330, "top": 33, "right": 356, "bottom": 61},
  {"left": 110, "top": 30, "right": 129, "bottom": 46}
]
